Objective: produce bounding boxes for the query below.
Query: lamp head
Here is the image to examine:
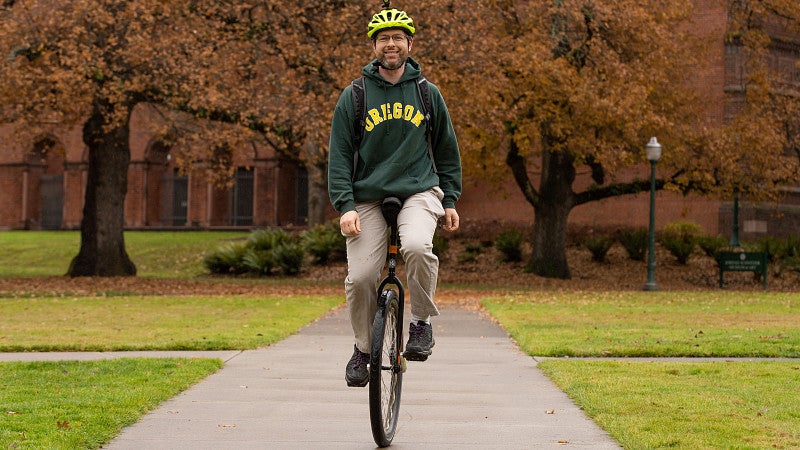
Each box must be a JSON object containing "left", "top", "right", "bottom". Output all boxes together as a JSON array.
[{"left": 645, "top": 137, "right": 662, "bottom": 162}]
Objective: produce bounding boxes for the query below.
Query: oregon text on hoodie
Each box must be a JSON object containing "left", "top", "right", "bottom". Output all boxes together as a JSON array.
[{"left": 328, "top": 57, "right": 462, "bottom": 215}]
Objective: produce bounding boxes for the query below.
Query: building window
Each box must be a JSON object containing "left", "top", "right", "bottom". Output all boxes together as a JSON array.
[{"left": 229, "top": 167, "right": 254, "bottom": 226}]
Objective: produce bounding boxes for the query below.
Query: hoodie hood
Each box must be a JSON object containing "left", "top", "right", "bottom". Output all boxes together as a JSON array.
[{"left": 361, "top": 56, "right": 422, "bottom": 85}]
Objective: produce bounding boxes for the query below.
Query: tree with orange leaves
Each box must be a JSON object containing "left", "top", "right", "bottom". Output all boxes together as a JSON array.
[
  {"left": 717, "top": 0, "right": 800, "bottom": 190},
  {"left": 423, "top": 0, "right": 800, "bottom": 279},
  {"left": 0, "top": 1, "right": 273, "bottom": 276},
  {"left": 234, "top": 2, "right": 368, "bottom": 225}
]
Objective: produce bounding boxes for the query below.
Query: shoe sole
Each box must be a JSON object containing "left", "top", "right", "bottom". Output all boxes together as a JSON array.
[
  {"left": 403, "top": 346, "right": 433, "bottom": 361},
  {"left": 403, "top": 350, "right": 430, "bottom": 361},
  {"left": 346, "top": 376, "right": 369, "bottom": 387},
  {"left": 404, "top": 341, "right": 434, "bottom": 361}
]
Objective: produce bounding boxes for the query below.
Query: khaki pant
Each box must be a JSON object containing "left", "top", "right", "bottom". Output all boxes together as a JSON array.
[{"left": 345, "top": 187, "right": 445, "bottom": 353}]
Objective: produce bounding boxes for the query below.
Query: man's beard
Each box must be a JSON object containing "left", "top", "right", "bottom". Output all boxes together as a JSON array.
[{"left": 378, "top": 56, "right": 406, "bottom": 70}]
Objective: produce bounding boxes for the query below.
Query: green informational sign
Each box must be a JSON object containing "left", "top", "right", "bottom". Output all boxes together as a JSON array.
[{"left": 717, "top": 252, "right": 767, "bottom": 289}]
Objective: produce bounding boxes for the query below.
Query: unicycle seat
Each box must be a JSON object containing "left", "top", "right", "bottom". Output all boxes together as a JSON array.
[{"left": 381, "top": 196, "right": 402, "bottom": 227}]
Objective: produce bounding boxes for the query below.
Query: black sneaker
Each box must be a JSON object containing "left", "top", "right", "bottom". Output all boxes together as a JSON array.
[
  {"left": 345, "top": 345, "right": 370, "bottom": 387},
  {"left": 404, "top": 321, "right": 435, "bottom": 361}
]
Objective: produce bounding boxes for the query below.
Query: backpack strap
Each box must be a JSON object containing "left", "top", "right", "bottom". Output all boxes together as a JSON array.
[
  {"left": 416, "top": 76, "right": 437, "bottom": 173},
  {"left": 350, "top": 77, "right": 367, "bottom": 181}
]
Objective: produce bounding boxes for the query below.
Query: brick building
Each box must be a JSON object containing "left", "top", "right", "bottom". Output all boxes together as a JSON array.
[
  {"left": 0, "top": 104, "right": 308, "bottom": 230},
  {"left": 1, "top": 2, "right": 798, "bottom": 238}
]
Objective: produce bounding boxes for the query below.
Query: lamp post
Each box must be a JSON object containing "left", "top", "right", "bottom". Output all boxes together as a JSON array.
[
  {"left": 730, "top": 189, "right": 741, "bottom": 247},
  {"left": 643, "top": 137, "right": 661, "bottom": 291}
]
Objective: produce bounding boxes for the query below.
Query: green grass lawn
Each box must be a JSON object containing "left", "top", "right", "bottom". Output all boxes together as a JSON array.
[
  {"left": 0, "top": 358, "right": 223, "bottom": 449},
  {"left": 482, "top": 291, "right": 800, "bottom": 357},
  {"left": 538, "top": 359, "right": 800, "bottom": 449},
  {"left": 0, "top": 294, "right": 343, "bottom": 351},
  {"left": 484, "top": 291, "right": 800, "bottom": 448},
  {"left": 0, "top": 231, "right": 249, "bottom": 278}
]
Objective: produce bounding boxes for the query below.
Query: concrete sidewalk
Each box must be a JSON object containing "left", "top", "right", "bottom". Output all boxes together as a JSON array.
[{"left": 4, "top": 307, "right": 620, "bottom": 449}]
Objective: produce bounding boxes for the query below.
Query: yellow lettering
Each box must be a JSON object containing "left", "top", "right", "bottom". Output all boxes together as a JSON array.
[
  {"left": 368, "top": 108, "right": 383, "bottom": 125},
  {"left": 365, "top": 104, "right": 425, "bottom": 130},
  {"left": 410, "top": 110, "right": 424, "bottom": 127},
  {"left": 403, "top": 105, "right": 414, "bottom": 121}
]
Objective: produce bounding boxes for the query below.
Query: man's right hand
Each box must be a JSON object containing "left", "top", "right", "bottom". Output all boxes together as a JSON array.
[{"left": 340, "top": 210, "right": 361, "bottom": 236}]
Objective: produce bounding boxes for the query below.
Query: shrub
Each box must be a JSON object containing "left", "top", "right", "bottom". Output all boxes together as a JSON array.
[
  {"left": 616, "top": 227, "right": 648, "bottom": 261},
  {"left": 756, "top": 236, "right": 781, "bottom": 263},
  {"left": 697, "top": 235, "right": 728, "bottom": 258},
  {"left": 756, "top": 236, "right": 800, "bottom": 276},
  {"left": 662, "top": 221, "right": 703, "bottom": 237},
  {"left": 203, "top": 251, "right": 228, "bottom": 274},
  {"left": 757, "top": 235, "right": 800, "bottom": 262},
  {"left": 203, "top": 242, "right": 249, "bottom": 274},
  {"left": 248, "top": 227, "right": 291, "bottom": 251},
  {"left": 242, "top": 248, "right": 274, "bottom": 275},
  {"left": 273, "top": 242, "right": 305, "bottom": 275},
  {"left": 458, "top": 241, "right": 483, "bottom": 263},
  {"left": 786, "top": 235, "right": 800, "bottom": 258},
  {"left": 659, "top": 221, "right": 702, "bottom": 264},
  {"left": 495, "top": 229, "right": 524, "bottom": 262},
  {"left": 581, "top": 234, "right": 615, "bottom": 263},
  {"left": 432, "top": 234, "right": 449, "bottom": 259},
  {"left": 659, "top": 236, "right": 695, "bottom": 264},
  {"left": 204, "top": 227, "right": 304, "bottom": 276},
  {"left": 302, "top": 220, "right": 346, "bottom": 265}
]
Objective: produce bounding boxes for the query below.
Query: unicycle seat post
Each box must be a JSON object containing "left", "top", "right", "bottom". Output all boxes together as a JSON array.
[{"left": 380, "top": 196, "right": 402, "bottom": 280}]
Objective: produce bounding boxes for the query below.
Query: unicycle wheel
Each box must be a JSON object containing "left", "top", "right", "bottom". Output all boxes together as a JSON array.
[{"left": 369, "top": 289, "right": 403, "bottom": 447}]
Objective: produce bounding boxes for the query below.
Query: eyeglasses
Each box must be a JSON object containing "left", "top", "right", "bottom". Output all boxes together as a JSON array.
[{"left": 375, "top": 34, "right": 409, "bottom": 44}]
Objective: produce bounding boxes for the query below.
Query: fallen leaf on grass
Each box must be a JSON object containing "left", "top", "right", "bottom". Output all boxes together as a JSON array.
[{"left": 57, "top": 421, "right": 70, "bottom": 429}]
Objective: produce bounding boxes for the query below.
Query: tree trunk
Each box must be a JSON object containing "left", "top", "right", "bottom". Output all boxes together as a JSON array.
[
  {"left": 527, "top": 149, "right": 576, "bottom": 279},
  {"left": 68, "top": 104, "right": 136, "bottom": 277},
  {"left": 305, "top": 140, "right": 328, "bottom": 226}
]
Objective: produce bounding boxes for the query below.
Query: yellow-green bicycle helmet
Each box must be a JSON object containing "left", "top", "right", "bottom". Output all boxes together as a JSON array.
[{"left": 367, "top": 7, "right": 415, "bottom": 39}]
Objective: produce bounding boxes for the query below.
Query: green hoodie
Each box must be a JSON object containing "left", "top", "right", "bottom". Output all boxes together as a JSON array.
[{"left": 328, "top": 57, "right": 462, "bottom": 215}]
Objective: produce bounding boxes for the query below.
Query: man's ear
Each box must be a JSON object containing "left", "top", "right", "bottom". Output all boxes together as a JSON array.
[{"left": 407, "top": 37, "right": 413, "bottom": 51}]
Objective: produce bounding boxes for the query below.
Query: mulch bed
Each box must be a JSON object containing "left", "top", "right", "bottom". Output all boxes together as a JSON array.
[{"left": 1, "top": 245, "right": 796, "bottom": 303}]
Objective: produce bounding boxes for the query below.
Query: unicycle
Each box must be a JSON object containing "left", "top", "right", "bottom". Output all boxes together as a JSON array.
[{"left": 369, "top": 196, "right": 406, "bottom": 447}]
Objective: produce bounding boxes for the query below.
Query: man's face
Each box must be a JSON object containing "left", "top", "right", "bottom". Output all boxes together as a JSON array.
[{"left": 373, "top": 29, "right": 412, "bottom": 70}]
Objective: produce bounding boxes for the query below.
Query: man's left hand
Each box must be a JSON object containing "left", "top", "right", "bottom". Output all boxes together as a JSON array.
[{"left": 442, "top": 208, "right": 459, "bottom": 232}]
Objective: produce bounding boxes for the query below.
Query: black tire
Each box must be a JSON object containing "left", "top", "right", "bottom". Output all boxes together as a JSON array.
[{"left": 369, "top": 289, "right": 403, "bottom": 447}]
